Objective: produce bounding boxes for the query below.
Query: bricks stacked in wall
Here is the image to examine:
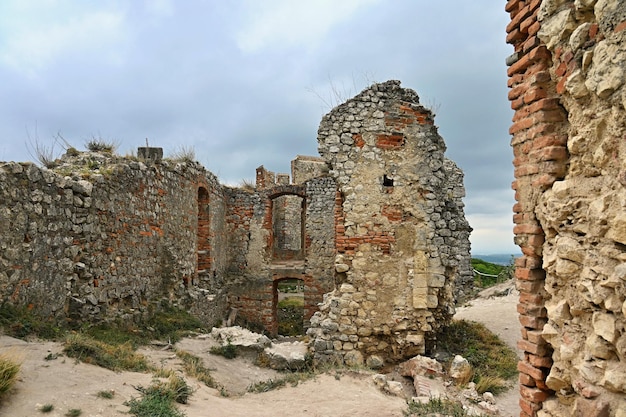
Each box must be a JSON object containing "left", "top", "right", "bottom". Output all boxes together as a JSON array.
[
  {"left": 506, "top": 1, "right": 562, "bottom": 415},
  {"left": 507, "top": 0, "right": 626, "bottom": 416}
]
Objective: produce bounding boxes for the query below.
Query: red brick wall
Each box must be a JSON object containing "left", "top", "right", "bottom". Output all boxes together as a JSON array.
[{"left": 506, "top": 1, "right": 569, "bottom": 416}]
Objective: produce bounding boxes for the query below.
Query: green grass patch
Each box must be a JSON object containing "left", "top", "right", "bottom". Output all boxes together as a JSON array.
[
  {"left": 65, "top": 409, "right": 82, "bottom": 417},
  {"left": 63, "top": 333, "right": 149, "bottom": 372},
  {"left": 146, "top": 305, "right": 205, "bottom": 343},
  {"left": 79, "top": 305, "right": 205, "bottom": 349},
  {"left": 436, "top": 320, "right": 517, "bottom": 393},
  {"left": 471, "top": 258, "right": 514, "bottom": 288},
  {"left": 277, "top": 297, "right": 304, "bottom": 309},
  {"left": 0, "top": 304, "right": 62, "bottom": 340},
  {"left": 0, "top": 352, "right": 21, "bottom": 398},
  {"left": 126, "top": 376, "right": 191, "bottom": 417},
  {"left": 39, "top": 404, "right": 54, "bottom": 413}
]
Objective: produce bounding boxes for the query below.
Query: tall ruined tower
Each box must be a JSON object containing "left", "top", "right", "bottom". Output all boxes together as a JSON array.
[{"left": 308, "top": 80, "right": 473, "bottom": 364}]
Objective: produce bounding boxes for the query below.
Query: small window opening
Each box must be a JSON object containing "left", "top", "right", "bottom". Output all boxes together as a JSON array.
[{"left": 383, "top": 175, "right": 394, "bottom": 187}]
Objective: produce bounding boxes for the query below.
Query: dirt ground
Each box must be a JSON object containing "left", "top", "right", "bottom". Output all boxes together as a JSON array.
[{"left": 0, "top": 282, "right": 521, "bottom": 417}]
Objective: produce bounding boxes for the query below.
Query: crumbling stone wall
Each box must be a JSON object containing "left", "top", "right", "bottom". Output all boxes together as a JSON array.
[
  {"left": 0, "top": 150, "right": 227, "bottom": 326},
  {"left": 507, "top": 0, "right": 626, "bottom": 415},
  {"left": 307, "top": 81, "right": 473, "bottom": 365}
]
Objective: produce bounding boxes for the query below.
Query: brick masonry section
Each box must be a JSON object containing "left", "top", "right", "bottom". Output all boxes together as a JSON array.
[{"left": 507, "top": 0, "right": 626, "bottom": 416}]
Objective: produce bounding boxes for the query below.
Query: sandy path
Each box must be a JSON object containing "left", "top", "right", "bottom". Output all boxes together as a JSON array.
[
  {"left": 454, "top": 285, "right": 521, "bottom": 417},
  {"left": 1, "top": 283, "right": 522, "bottom": 417},
  {"left": 0, "top": 336, "right": 406, "bottom": 417}
]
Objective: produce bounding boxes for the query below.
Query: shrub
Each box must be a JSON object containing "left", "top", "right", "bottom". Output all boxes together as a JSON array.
[{"left": 277, "top": 298, "right": 304, "bottom": 336}]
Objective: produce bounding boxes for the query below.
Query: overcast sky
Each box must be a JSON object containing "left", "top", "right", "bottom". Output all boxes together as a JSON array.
[{"left": 0, "top": 0, "right": 518, "bottom": 255}]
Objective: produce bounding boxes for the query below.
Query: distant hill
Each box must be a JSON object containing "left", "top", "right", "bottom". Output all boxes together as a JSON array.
[{"left": 472, "top": 254, "right": 518, "bottom": 266}]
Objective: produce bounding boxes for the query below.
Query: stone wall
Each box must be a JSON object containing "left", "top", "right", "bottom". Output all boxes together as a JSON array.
[
  {"left": 0, "top": 150, "right": 227, "bottom": 327},
  {"left": 307, "top": 81, "right": 473, "bottom": 365},
  {"left": 506, "top": 0, "right": 626, "bottom": 415}
]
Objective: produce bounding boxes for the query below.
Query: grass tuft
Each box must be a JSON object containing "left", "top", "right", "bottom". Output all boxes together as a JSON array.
[
  {"left": 39, "top": 404, "right": 54, "bottom": 413},
  {"left": 239, "top": 179, "right": 256, "bottom": 192},
  {"left": 436, "top": 320, "right": 517, "bottom": 393},
  {"left": 0, "top": 351, "right": 21, "bottom": 397},
  {"left": 96, "top": 389, "right": 115, "bottom": 399},
  {"left": 65, "top": 409, "right": 82, "bottom": 417},
  {"left": 176, "top": 350, "right": 218, "bottom": 388},
  {"left": 247, "top": 371, "right": 315, "bottom": 393},
  {"left": 85, "top": 137, "right": 117, "bottom": 153},
  {"left": 168, "top": 146, "right": 196, "bottom": 163},
  {"left": 82, "top": 305, "right": 205, "bottom": 347},
  {"left": 209, "top": 342, "right": 238, "bottom": 359},
  {"left": 406, "top": 397, "right": 478, "bottom": 417},
  {"left": 126, "top": 376, "right": 191, "bottom": 417},
  {"left": 63, "top": 333, "right": 149, "bottom": 372}
]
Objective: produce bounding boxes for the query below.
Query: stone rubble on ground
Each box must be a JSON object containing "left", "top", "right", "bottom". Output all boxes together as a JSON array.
[{"left": 209, "top": 326, "right": 271, "bottom": 350}]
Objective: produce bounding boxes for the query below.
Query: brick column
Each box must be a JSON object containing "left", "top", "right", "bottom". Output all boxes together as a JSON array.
[{"left": 505, "top": 1, "right": 569, "bottom": 416}]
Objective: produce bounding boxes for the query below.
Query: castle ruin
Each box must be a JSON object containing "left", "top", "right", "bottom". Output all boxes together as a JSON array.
[{"left": 0, "top": 81, "right": 473, "bottom": 366}]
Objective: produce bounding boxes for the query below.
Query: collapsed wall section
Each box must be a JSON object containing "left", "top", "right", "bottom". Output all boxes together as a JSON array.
[
  {"left": 507, "top": 0, "right": 626, "bottom": 415},
  {"left": 0, "top": 151, "right": 228, "bottom": 326},
  {"left": 307, "top": 80, "right": 472, "bottom": 365}
]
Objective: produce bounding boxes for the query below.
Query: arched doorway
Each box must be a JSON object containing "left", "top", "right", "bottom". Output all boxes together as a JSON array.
[{"left": 273, "top": 278, "right": 305, "bottom": 336}]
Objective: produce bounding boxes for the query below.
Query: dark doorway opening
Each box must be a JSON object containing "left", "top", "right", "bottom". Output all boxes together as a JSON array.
[{"left": 273, "top": 278, "right": 305, "bottom": 336}]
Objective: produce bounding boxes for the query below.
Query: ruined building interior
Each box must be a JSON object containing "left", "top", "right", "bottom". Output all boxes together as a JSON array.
[{"left": 1, "top": 0, "right": 626, "bottom": 415}]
